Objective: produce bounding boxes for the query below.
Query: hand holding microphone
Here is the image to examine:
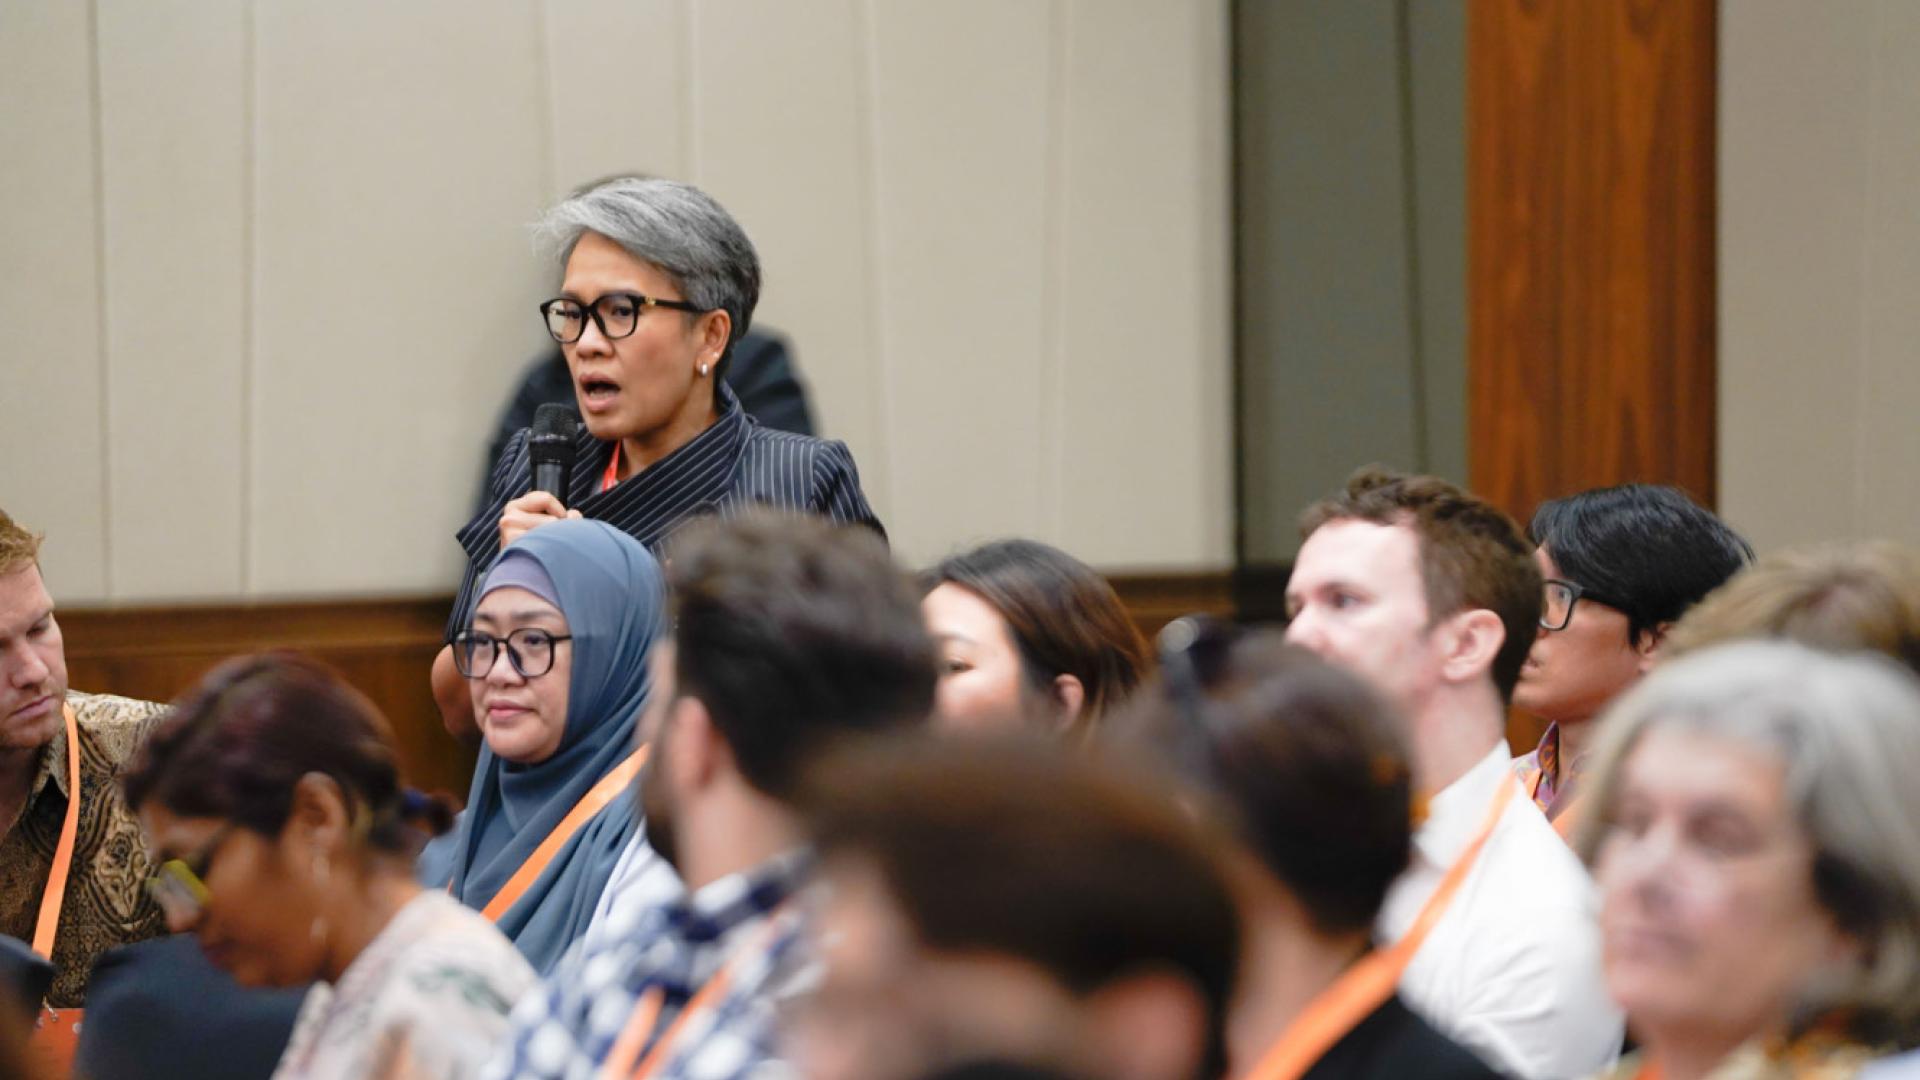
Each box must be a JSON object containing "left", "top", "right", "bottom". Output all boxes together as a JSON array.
[{"left": 498, "top": 404, "right": 584, "bottom": 548}]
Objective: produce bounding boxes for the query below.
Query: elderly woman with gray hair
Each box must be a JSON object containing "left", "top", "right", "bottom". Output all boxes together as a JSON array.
[
  {"left": 1577, "top": 640, "right": 1920, "bottom": 1080},
  {"left": 432, "top": 178, "right": 883, "bottom": 736}
]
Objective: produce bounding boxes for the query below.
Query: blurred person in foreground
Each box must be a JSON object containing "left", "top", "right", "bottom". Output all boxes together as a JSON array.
[
  {"left": 1577, "top": 641, "right": 1920, "bottom": 1079},
  {"left": 1514, "top": 485, "right": 1752, "bottom": 834},
  {"left": 418, "top": 519, "right": 665, "bottom": 974},
  {"left": 1132, "top": 620, "right": 1499, "bottom": 1080},
  {"left": 1662, "top": 541, "right": 1920, "bottom": 674},
  {"left": 123, "top": 654, "right": 535, "bottom": 1080},
  {"left": 790, "top": 736, "right": 1240, "bottom": 1080},
  {"left": 483, "top": 511, "right": 937, "bottom": 1080},
  {"left": 434, "top": 177, "right": 883, "bottom": 739},
  {"left": 0, "top": 507, "right": 164, "bottom": 1045},
  {"left": 1283, "top": 467, "right": 1622, "bottom": 1078},
  {"left": 921, "top": 539, "right": 1150, "bottom": 741}
]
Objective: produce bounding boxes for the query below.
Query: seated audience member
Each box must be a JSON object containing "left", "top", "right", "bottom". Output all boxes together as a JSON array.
[
  {"left": 922, "top": 539, "right": 1150, "bottom": 740},
  {"left": 433, "top": 176, "right": 884, "bottom": 738},
  {"left": 790, "top": 737, "right": 1240, "bottom": 1080},
  {"left": 418, "top": 519, "right": 663, "bottom": 974},
  {"left": 1136, "top": 621, "right": 1499, "bottom": 1080},
  {"left": 122, "top": 654, "right": 535, "bottom": 1080},
  {"left": 76, "top": 933, "right": 307, "bottom": 1080},
  {"left": 1577, "top": 642, "right": 1920, "bottom": 1079},
  {"left": 0, "top": 509, "right": 165, "bottom": 1025},
  {"left": 1663, "top": 540, "right": 1920, "bottom": 673},
  {"left": 483, "top": 511, "right": 937, "bottom": 1080},
  {"left": 480, "top": 326, "right": 816, "bottom": 516},
  {"left": 1515, "top": 485, "right": 1752, "bottom": 831},
  {"left": 1283, "top": 467, "right": 1622, "bottom": 1079}
]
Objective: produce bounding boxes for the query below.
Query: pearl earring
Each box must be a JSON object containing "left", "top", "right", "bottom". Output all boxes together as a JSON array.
[{"left": 698, "top": 362, "right": 711, "bottom": 377}]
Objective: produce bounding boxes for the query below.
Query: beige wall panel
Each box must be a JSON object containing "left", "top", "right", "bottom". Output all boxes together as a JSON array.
[
  {"left": 868, "top": 0, "right": 1052, "bottom": 566},
  {"left": 1854, "top": 1, "right": 1920, "bottom": 543},
  {"left": 1718, "top": 0, "right": 1873, "bottom": 550},
  {"left": 96, "top": 0, "right": 248, "bottom": 601},
  {"left": 250, "top": 1, "right": 553, "bottom": 596},
  {"left": 0, "top": 3, "right": 109, "bottom": 601},
  {"left": 542, "top": 0, "right": 687, "bottom": 197},
  {"left": 1054, "top": 0, "right": 1232, "bottom": 568},
  {"left": 688, "top": 1, "right": 889, "bottom": 514}
]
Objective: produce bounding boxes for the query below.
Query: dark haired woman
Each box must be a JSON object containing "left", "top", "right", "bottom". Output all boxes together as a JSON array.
[
  {"left": 922, "top": 539, "right": 1149, "bottom": 740},
  {"left": 122, "top": 655, "right": 534, "bottom": 1080}
]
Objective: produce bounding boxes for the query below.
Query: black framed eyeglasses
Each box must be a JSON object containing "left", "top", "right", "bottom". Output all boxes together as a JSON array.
[
  {"left": 147, "top": 822, "right": 238, "bottom": 921},
  {"left": 1540, "top": 578, "right": 1624, "bottom": 632},
  {"left": 451, "top": 628, "right": 574, "bottom": 679},
  {"left": 539, "top": 292, "right": 705, "bottom": 344}
]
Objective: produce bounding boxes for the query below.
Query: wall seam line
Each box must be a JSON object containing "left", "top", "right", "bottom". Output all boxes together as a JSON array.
[
  {"left": 855, "top": 0, "right": 896, "bottom": 521},
  {"left": 1042, "top": 0, "right": 1071, "bottom": 544},
  {"left": 240, "top": 0, "right": 257, "bottom": 595},
  {"left": 87, "top": 0, "right": 113, "bottom": 599},
  {"left": 1393, "top": 0, "right": 1432, "bottom": 474}
]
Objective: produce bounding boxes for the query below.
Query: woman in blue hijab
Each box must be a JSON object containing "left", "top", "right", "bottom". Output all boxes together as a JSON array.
[{"left": 418, "top": 518, "right": 662, "bottom": 974}]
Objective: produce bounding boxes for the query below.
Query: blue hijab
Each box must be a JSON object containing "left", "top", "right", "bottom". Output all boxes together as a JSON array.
[{"left": 417, "top": 519, "right": 663, "bottom": 974}]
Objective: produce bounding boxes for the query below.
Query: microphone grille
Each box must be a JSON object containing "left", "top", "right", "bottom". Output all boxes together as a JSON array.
[{"left": 532, "top": 403, "right": 579, "bottom": 440}]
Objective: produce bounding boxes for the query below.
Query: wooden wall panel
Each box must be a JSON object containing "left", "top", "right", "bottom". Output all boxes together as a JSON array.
[
  {"left": 54, "top": 572, "right": 1229, "bottom": 800},
  {"left": 1467, "top": 0, "right": 1717, "bottom": 524}
]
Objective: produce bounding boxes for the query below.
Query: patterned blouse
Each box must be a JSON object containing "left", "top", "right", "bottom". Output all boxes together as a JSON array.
[
  {"left": 0, "top": 690, "right": 167, "bottom": 1007},
  {"left": 273, "top": 890, "right": 536, "bottom": 1080}
]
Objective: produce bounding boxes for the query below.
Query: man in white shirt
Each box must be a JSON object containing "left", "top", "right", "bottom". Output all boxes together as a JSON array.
[{"left": 1283, "top": 468, "right": 1623, "bottom": 1080}]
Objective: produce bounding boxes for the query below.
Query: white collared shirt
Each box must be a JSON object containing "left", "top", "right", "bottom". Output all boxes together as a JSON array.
[{"left": 1376, "top": 744, "right": 1623, "bottom": 1080}]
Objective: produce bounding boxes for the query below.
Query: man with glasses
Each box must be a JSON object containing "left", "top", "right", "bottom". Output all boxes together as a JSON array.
[
  {"left": 0, "top": 507, "right": 165, "bottom": 1011},
  {"left": 1283, "top": 468, "right": 1621, "bottom": 1080},
  {"left": 1514, "top": 484, "right": 1752, "bottom": 830}
]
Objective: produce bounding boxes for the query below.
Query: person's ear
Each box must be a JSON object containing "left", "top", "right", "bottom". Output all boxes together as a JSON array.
[
  {"left": 1439, "top": 608, "right": 1507, "bottom": 686},
  {"left": 1082, "top": 972, "right": 1209, "bottom": 1080},
  {"left": 285, "top": 772, "right": 350, "bottom": 859},
  {"left": 665, "top": 695, "right": 726, "bottom": 794},
  {"left": 1635, "top": 622, "right": 1671, "bottom": 673},
  {"left": 1049, "top": 674, "right": 1086, "bottom": 730},
  {"left": 694, "top": 309, "right": 732, "bottom": 369}
]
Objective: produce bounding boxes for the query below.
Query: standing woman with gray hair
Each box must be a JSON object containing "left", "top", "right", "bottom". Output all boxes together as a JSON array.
[
  {"left": 433, "top": 178, "right": 883, "bottom": 736},
  {"left": 1577, "top": 641, "right": 1920, "bottom": 1080}
]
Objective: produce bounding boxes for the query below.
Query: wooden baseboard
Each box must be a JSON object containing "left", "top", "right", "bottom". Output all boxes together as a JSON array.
[{"left": 58, "top": 571, "right": 1236, "bottom": 794}]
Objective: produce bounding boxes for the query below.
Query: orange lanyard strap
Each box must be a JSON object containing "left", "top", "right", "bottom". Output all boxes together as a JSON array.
[
  {"left": 31, "top": 704, "right": 83, "bottom": 959},
  {"left": 599, "top": 906, "right": 793, "bottom": 1080},
  {"left": 1240, "top": 776, "right": 1517, "bottom": 1080},
  {"left": 479, "top": 745, "right": 649, "bottom": 922},
  {"left": 600, "top": 444, "right": 622, "bottom": 493}
]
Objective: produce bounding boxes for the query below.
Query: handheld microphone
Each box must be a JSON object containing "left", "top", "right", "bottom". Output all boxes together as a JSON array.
[{"left": 529, "top": 403, "right": 579, "bottom": 507}]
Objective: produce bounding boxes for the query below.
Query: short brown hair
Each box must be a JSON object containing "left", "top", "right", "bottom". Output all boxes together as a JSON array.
[
  {"left": 803, "top": 736, "right": 1240, "bottom": 1080},
  {"left": 925, "top": 539, "right": 1151, "bottom": 738},
  {"left": 1126, "top": 626, "right": 1413, "bottom": 937},
  {"left": 1300, "top": 466, "right": 1541, "bottom": 702},
  {"left": 1664, "top": 541, "right": 1920, "bottom": 675},
  {"left": 0, "top": 508, "right": 42, "bottom": 577},
  {"left": 667, "top": 510, "right": 937, "bottom": 801}
]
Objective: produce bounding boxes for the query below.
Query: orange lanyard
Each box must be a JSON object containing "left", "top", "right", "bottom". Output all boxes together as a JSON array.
[
  {"left": 1239, "top": 776, "right": 1517, "bottom": 1080},
  {"left": 601, "top": 445, "right": 622, "bottom": 493},
  {"left": 598, "top": 905, "right": 792, "bottom": 1080},
  {"left": 477, "top": 745, "right": 649, "bottom": 922},
  {"left": 32, "top": 704, "right": 82, "bottom": 959}
]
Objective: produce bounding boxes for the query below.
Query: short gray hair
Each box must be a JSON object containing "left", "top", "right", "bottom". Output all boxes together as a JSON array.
[
  {"left": 1576, "top": 640, "right": 1920, "bottom": 1046},
  {"left": 535, "top": 177, "right": 760, "bottom": 368}
]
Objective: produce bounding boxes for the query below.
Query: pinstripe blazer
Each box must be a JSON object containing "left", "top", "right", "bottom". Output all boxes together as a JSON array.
[{"left": 447, "top": 385, "right": 882, "bottom": 640}]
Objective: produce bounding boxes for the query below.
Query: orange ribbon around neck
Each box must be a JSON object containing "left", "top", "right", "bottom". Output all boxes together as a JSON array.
[
  {"left": 477, "top": 745, "right": 649, "bottom": 922},
  {"left": 601, "top": 444, "right": 623, "bottom": 493},
  {"left": 30, "top": 704, "right": 86, "bottom": 1068},
  {"left": 599, "top": 907, "right": 793, "bottom": 1080},
  {"left": 1238, "top": 775, "right": 1518, "bottom": 1080}
]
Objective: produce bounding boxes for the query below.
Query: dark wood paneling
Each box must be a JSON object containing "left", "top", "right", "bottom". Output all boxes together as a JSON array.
[
  {"left": 1467, "top": 0, "right": 1717, "bottom": 524},
  {"left": 55, "top": 573, "right": 1235, "bottom": 794},
  {"left": 58, "top": 597, "right": 475, "bottom": 797},
  {"left": 1468, "top": 0, "right": 1717, "bottom": 754}
]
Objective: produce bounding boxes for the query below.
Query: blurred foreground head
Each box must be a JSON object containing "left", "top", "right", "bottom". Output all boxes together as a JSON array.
[
  {"left": 793, "top": 737, "right": 1239, "bottom": 1080},
  {"left": 1579, "top": 641, "right": 1920, "bottom": 1064}
]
